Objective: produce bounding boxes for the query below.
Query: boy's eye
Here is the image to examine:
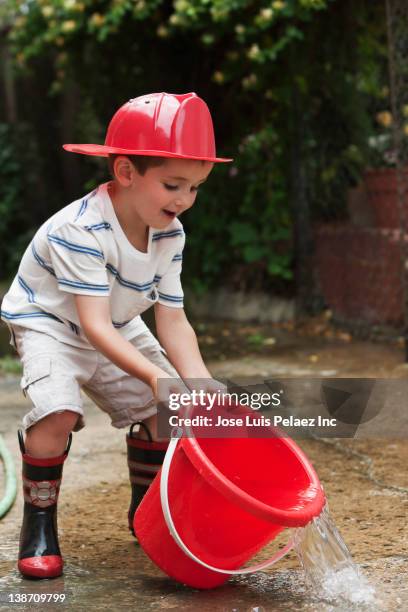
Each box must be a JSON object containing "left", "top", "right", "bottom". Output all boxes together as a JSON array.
[{"left": 163, "top": 183, "right": 200, "bottom": 193}]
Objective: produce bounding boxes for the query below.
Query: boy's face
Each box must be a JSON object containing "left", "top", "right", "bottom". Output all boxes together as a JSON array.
[{"left": 121, "top": 158, "right": 213, "bottom": 229}]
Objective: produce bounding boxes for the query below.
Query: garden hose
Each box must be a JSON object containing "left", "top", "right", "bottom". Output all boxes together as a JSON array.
[{"left": 0, "top": 434, "right": 17, "bottom": 518}]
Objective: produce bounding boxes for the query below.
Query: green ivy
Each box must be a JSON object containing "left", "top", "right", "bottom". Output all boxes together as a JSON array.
[
  {"left": 0, "top": 0, "right": 388, "bottom": 293},
  {"left": 0, "top": 124, "right": 42, "bottom": 279}
]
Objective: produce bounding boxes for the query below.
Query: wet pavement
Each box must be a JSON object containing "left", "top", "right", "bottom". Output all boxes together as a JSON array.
[{"left": 0, "top": 331, "right": 407, "bottom": 610}]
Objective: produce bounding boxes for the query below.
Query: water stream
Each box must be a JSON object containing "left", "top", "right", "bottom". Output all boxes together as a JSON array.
[{"left": 293, "top": 503, "right": 376, "bottom": 606}]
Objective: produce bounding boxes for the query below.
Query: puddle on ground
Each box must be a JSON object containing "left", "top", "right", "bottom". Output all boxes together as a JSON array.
[
  {"left": 0, "top": 539, "right": 18, "bottom": 563},
  {"left": 1, "top": 431, "right": 406, "bottom": 610},
  {"left": 0, "top": 498, "right": 404, "bottom": 611},
  {"left": 0, "top": 546, "right": 405, "bottom": 611}
]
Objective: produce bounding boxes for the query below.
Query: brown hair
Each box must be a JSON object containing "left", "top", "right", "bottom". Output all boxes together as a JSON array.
[
  {"left": 108, "top": 154, "right": 166, "bottom": 178},
  {"left": 108, "top": 154, "right": 207, "bottom": 178}
]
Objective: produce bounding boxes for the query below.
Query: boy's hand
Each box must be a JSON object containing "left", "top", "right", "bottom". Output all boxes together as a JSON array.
[
  {"left": 152, "top": 375, "right": 227, "bottom": 406},
  {"left": 150, "top": 371, "right": 192, "bottom": 407},
  {"left": 187, "top": 377, "right": 227, "bottom": 397},
  {"left": 200, "top": 378, "right": 227, "bottom": 394}
]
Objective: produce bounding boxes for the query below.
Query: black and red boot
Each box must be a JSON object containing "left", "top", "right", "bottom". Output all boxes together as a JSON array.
[
  {"left": 126, "top": 422, "right": 168, "bottom": 536},
  {"left": 17, "top": 430, "right": 71, "bottom": 579}
]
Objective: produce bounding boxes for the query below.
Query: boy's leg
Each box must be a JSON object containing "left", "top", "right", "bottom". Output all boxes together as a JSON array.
[
  {"left": 11, "top": 326, "right": 94, "bottom": 578},
  {"left": 25, "top": 410, "right": 79, "bottom": 457},
  {"left": 84, "top": 328, "right": 179, "bottom": 535},
  {"left": 125, "top": 342, "right": 180, "bottom": 534},
  {"left": 18, "top": 411, "right": 76, "bottom": 578},
  {"left": 126, "top": 418, "right": 168, "bottom": 535}
]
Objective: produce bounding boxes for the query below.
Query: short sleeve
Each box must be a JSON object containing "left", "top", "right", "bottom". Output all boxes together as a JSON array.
[
  {"left": 47, "top": 223, "right": 110, "bottom": 296},
  {"left": 157, "top": 234, "right": 185, "bottom": 308}
]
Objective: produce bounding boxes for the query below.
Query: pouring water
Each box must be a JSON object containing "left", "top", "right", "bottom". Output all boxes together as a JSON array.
[{"left": 293, "top": 503, "right": 376, "bottom": 605}]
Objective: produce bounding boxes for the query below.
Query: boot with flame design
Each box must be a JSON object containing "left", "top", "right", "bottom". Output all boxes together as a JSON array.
[{"left": 17, "top": 430, "right": 71, "bottom": 578}]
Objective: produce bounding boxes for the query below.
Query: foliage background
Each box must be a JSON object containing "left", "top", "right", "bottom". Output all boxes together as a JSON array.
[{"left": 0, "top": 0, "right": 388, "bottom": 292}]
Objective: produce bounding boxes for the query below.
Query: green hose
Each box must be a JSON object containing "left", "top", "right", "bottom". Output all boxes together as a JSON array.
[{"left": 0, "top": 434, "right": 17, "bottom": 518}]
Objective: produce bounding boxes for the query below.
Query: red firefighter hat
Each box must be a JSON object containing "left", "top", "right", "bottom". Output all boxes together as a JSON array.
[{"left": 63, "top": 92, "right": 232, "bottom": 163}]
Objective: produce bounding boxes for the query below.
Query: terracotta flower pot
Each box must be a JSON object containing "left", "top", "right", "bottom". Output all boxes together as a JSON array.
[
  {"left": 347, "top": 183, "right": 373, "bottom": 227},
  {"left": 364, "top": 167, "right": 408, "bottom": 230}
]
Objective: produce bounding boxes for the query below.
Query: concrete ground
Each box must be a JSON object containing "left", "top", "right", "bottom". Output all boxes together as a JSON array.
[{"left": 0, "top": 328, "right": 407, "bottom": 611}]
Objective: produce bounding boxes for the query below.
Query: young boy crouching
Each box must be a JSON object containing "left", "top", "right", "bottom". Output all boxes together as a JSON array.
[{"left": 0, "top": 92, "right": 231, "bottom": 578}]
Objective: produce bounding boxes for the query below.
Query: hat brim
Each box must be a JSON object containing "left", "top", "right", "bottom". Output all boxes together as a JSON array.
[{"left": 63, "top": 144, "right": 233, "bottom": 163}]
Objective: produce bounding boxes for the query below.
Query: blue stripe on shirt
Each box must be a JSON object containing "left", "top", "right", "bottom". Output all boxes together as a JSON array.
[
  {"left": 105, "top": 264, "right": 154, "bottom": 292},
  {"left": 1, "top": 309, "right": 64, "bottom": 323},
  {"left": 158, "top": 291, "right": 184, "bottom": 304},
  {"left": 152, "top": 230, "right": 184, "bottom": 241},
  {"left": 112, "top": 319, "right": 131, "bottom": 328},
  {"left": 85, "top": 222, "right": 112, "bottom": 231},
  {"left": 74, "top": 190, "right": 96, "bottom": 222},
  {"left": 31, "top": 243, "right": 56, "bottom": 277},
  {"left": 18, "top": 275, "right": 35, "bottom": 303},
  {"left": 171, "top": 253, "right": 183, "bottom": 262},
  {"left": 69, "top": 321, "right": 80, "bottom": 335},
  {"left": 48, "top": 234, "right": 104, "bottom": 260},
  {"left": 74, "top": 197, "right": 88, "bottom": 221},
  {"left": 57, "top": 278, "right": 109, "bottom": 292}
]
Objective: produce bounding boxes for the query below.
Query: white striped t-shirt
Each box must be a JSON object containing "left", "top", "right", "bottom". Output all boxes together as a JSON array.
[{"left": 1, "top": 182, "right": 185, "bottom": 349}]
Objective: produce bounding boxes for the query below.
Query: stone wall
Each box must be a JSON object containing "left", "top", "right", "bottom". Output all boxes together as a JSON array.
[{"left": 185, "top": 288, "right": 295, "bottom": 323}]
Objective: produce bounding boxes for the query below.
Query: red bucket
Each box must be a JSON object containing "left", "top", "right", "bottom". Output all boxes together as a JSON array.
[{"left": 135, "top": 429, "right": 325, "bottom": 589}]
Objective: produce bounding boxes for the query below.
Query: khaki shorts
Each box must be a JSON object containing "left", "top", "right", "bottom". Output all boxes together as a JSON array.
[{"left": 11, "top": 326, "right": 179, "bottom": 432}]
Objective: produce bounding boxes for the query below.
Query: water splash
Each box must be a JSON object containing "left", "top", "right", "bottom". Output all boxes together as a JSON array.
[{"left": 293, "top": 504, "right": 376, "bottom": 606}]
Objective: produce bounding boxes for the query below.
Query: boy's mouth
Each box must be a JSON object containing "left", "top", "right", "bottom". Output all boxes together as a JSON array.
[{"left": 163, "top": 209, "right": 176, "bottom": 219}]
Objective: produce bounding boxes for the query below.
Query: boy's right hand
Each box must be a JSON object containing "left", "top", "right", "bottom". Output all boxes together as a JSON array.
[{"left": 149, "top": 371, "right": 192, "bottom": 407}]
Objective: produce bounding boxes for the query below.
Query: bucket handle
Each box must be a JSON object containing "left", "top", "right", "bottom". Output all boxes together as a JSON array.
[{"left": 160, "top": 433, "right": 296, "bottom": 576}]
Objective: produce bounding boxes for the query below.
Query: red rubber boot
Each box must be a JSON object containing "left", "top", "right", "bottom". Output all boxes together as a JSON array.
[
  {"left": 17, "top": 430, "right": 71, "bottom": 579},
  {"left": 126, "top": 422, "right": 168, "bottom": 536}
]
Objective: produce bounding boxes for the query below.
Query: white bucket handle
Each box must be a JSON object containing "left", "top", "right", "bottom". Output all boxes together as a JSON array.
[{"left": 160, "top": 432, "right": 296, "bottom": 575}]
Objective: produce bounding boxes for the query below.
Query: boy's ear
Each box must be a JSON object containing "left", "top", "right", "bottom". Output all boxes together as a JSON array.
[{"left": 113, "top": 156, "right": 136, "bottom": 186}]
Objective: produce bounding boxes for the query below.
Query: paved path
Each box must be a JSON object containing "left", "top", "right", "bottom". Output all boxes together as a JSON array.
[{"left": 0, "top": 340, "right": 407, "bottom": 610}]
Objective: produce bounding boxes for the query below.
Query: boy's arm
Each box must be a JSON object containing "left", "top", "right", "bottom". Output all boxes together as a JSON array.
[
  {"left": 154, "top": 303, "right": 211, "bottom": 379},
  {"left": 74, "top": 295, "right": 168, "bottom": 392}
]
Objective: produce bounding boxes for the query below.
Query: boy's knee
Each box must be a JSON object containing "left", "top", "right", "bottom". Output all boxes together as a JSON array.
[
  {"left": 53, "top": 410, "right": 80, "bottom": 429},
  {"left": 31, "top": 410, "right": 79, "bottom": 436}
]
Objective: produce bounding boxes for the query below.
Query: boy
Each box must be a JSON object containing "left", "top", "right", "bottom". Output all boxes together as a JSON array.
[{"left": 1, "top": 92, "right": 231, "bottom": 579}]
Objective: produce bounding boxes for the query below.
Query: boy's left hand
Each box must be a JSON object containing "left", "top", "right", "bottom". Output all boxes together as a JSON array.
[{"left": 187, "top": 377, "right": 227, "bottom": 396}]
